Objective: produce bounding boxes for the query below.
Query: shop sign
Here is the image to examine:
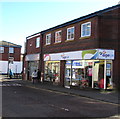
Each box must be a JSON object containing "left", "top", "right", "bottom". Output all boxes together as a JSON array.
[
  {"left": 25, "top": 53, "right": 40, "bottom": 61},
  {"left": 44, "top": 49, "right": 114, "bottom": 61},
  {"left": 98, "top": 49, "right": 114, "bottom": 59},
  {"left": 66, "top": 61, "right": 83, "bottom": 66}
]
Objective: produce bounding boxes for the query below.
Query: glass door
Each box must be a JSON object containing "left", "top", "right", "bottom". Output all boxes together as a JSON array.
[
  {"left": 65, "top": 61, "right": 71, "bottom": 88},
  {"left": 92, "top": 60, "right": 113, "bottom": 89},
  {"left": 106, "top": 60, "right": 113, "bottom": 89}
]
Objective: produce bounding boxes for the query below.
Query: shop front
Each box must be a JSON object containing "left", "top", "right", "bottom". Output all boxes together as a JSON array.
[
  {"left": 25, "top": 53, "right": 40, "bottom": 80},
  {"left": 44, "top": 61, "right": 60, "bottom": 84},
  {"left": 44, "top": 49, "right": 114, "bottom": 89},
  {"left": 65, "top": 60, "right": 113, "bottom": 89}
]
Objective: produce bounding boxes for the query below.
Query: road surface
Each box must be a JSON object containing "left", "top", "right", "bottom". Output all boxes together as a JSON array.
[{"left": 2, "top": 80, "right": 119, "bottom": 118}]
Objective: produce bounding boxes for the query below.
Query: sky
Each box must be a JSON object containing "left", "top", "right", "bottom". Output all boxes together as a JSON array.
[{"left": 0, "top": 0, "right": 119, "bottom": 53}]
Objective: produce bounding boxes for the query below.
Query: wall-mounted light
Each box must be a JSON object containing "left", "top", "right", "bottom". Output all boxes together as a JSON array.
[{"left": 30, "top": 43, "right": 32, "bottom": 47}]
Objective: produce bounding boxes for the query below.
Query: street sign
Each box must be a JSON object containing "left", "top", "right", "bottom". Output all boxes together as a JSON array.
[{"left": 9, "top": 57, "right": 14, "bottom": 64}]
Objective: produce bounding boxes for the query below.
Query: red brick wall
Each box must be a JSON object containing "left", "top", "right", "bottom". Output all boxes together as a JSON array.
[
  {"left": 98, "top": 8, "right": 119, "bottom": 50},
  {"left": 98, "top": 7, "right": 120, "bottom": 88},
  {"left": 42, "top": 17, "right": 99, "bottom": 54},
  {"left": 23, "top": 34, "right": 42, "bottom": 80},
  {"left": 113, "top": 51, "right": 120, "bottom": 90},
  {"left": 26, "top": 35, "right": 41, "bottom": 54},
  {"left": 0, "top": 47, "right": 21, "bottom": 61}
]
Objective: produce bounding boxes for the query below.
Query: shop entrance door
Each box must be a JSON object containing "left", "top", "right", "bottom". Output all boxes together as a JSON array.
[
  {"left": 92, "top": 60, "right": 113, "bottom": 89},
  {"left": 65, "top": 61, "right": 72, "bottom": 88},
  {"left": 28, "top": 61, "right": 39, "bottom": 80}
]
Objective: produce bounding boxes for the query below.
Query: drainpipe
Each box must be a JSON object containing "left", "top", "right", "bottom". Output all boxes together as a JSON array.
[
  {"left": 92, "top": 62, "right": 94, "bottom": 88},
  {"left": 104, "top": 60, "right": 107, "bottom": 89},
  {"left": 70, "top": 60, "right": 73, "bottom": 86}
]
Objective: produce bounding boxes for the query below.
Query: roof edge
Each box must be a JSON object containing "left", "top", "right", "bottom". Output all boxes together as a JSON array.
[
  {"left": 41, "top": 4, "right": 120, "bottom": 34},
  {"left": 0, "top": 40, "right": 22, "bottom": 48}
]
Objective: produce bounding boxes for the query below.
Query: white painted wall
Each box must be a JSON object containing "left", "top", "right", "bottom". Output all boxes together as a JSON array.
[{"left": 0, "top": 61, "right": 23, "bottom": 74}]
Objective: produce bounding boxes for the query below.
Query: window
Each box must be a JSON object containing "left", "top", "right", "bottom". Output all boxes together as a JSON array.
[
  {"left": 46, "top": 33, "right": 51, "bottom": 45},
  {"left": 0, "top": 47, "right": 4, "bottom": 53},
  {"left": 36, "top": 37, "right": 40, "bottom": 48},
  {"left": 67, "top": 27, "right": 74, "bottom": 40},
  {"left": 9, "top": 47, "right": 14, "bottom": 53},
  {"left": 81, "top": 22, "right": 91, "bottom": 37},
  {"left": 55, "top": 30, "right": 62, "bottom": 43}
]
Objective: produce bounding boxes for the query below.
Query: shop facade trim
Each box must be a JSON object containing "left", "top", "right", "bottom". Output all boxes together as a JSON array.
[
  {"left": 44, "top": 49, "right": 115, "bottom": 61},
  {"left": 25, "top": 53, "right": 40, "bottom": 61}
]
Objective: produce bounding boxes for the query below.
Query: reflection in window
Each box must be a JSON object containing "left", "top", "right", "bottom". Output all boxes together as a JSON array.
[
  {"left": 9, "top": 47, "right": 14, "bottom": 53},
  {"left": 81, "top": 22, "right": 91, "bottom": 37},
  {"left": 0, "top": 47, "right": 4, "bottom": 53},
  {"left": 55, "top": 30, "right": 62, "bottom": 43},
  {"left": 46, "top": 34, "right": 51, "bottom": 45},
  {"left": 36, "top": 37, "right": 40, "bottom": 48},
  {"left": 67, "top": 27, "right": 74, "bottom": 40}
]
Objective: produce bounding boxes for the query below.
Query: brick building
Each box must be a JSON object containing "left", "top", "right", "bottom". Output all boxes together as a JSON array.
[
  {"left": 23, "top": 4, "right": 120, "bottom": 90},
  {"left": 0, "top": 41, "right": 22, "bottom": 74},
  {"left": 23, "top": 33, "right": 42, "bottom": 81}
]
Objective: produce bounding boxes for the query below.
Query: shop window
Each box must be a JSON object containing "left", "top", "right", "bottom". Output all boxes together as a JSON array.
[
  {"left": 81, "top": 22, "right": 91, "bottom": 37},
  {"left": 0, "top": 47, "right": 4, "bottom": 53},
  {"left": 36, "top": 37, "right": 40, "bottom": 48},
  {"left": 55, "top": 30, "right": 62, "bottom": 43},
  {"left": 9, "top": 47, "right": 14, "bottom": 53},
  {"left": 28, "top": 61, "right": 39, "bottom": 76},
  {"left": 65, "top": 60, "right": 93, "bottom": 88},
  {"left": 67, "top": 27, "right": 74, "bottom": 40},
  {"left": 46, "top": 33, "right": 51, "bottom": 45},
  {"left": 44, "top": 61, "right": 60, "bottom": 84}
]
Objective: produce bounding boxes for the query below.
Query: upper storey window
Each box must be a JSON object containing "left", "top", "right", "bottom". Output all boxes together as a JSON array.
[
  {"left": 81, "top": 22, "right": 91, "bottom": 37},
  {"left": 36, "top": 37, "right": 40, "bottom": 48},
  {"left": 9, "top": 47, "right": 14, "bottom": 53},
  {"left": 46, "top": 33, "right": 51, "bottom": 45},
  {"left": 67, "top": 27, "right": 74, "bottom": 40},
  {"left": 0, "top": 47, "right": 4, "bottom": 53},
  {"left": 55, "top": 30, "right": 62, "bottom": 43}
]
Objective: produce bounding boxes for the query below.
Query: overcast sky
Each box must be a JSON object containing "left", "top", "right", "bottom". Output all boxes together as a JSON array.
[{"left": 1, "top": 0, "right": 119, "bottom": 53}]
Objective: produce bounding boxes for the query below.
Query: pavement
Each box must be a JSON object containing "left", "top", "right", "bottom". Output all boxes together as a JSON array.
[{"left": 1, "top": 75, "right": 120, "bottom": 105}]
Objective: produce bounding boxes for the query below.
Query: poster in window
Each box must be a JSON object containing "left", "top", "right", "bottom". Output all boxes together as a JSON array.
[
  {"left": 106, "top": 69, "right": 111, "bottom": 76},
  {"left": 106, "top": 63, "right": 111, "bottom": 69},
  {"left": 88, "top": 68, "right": 92, "bottom": 76}
]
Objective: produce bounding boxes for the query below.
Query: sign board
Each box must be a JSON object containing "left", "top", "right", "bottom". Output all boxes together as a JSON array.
[
  {"left": 25, "top": 53, "right": 40, "bottom": 61},
  {"left": 44, "top": 49, "right": 115, "bottom": 61},
  {"left": 9, "top": 57, "right": 14, "bottom": 64},
  {"left": 98, "top": 49, "right": 114, "bottom": 60}
]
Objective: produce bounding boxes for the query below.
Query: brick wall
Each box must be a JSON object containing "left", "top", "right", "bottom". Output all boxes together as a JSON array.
[
  {"left": 0, "top": 47, "right": 21, "bottom": 61},
  {"left": 42, "top": 17, "right": 99, "bottom": 54},
  {"left": 26, "top": 35, "right": 41, "bottom": 54}
]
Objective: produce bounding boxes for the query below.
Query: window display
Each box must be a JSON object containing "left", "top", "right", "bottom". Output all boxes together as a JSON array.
[
  {"left": 44, "top": 61, "right": 60, "bottom": 84},
  {"left": 65, "top": 60, "right": 113, "bottom": 89},
  {"left": 65, "top": 60, "right": 93, "bottom": 88}
]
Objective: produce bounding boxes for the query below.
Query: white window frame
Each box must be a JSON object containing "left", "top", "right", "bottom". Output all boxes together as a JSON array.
[
  {"left": 0, "top": 47, "right": 4, "bottom": 53},
  {"left": 9, "top": 47, "right": 14, "bottom": 53},
  {"left": 36, "top": 37, "right": 40, "bottom": 48},
  {"left": 67, "top": 27, "right": 74, "bottom": 40},
  {"left": 55, "top": 30, "right": 62, "bottom": 43},
  {"left": 81, "top": 22, "right": 91, "bottom": 37},
  {"left": 46, "top": 33, "right": 51, "bottom": 45}
]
